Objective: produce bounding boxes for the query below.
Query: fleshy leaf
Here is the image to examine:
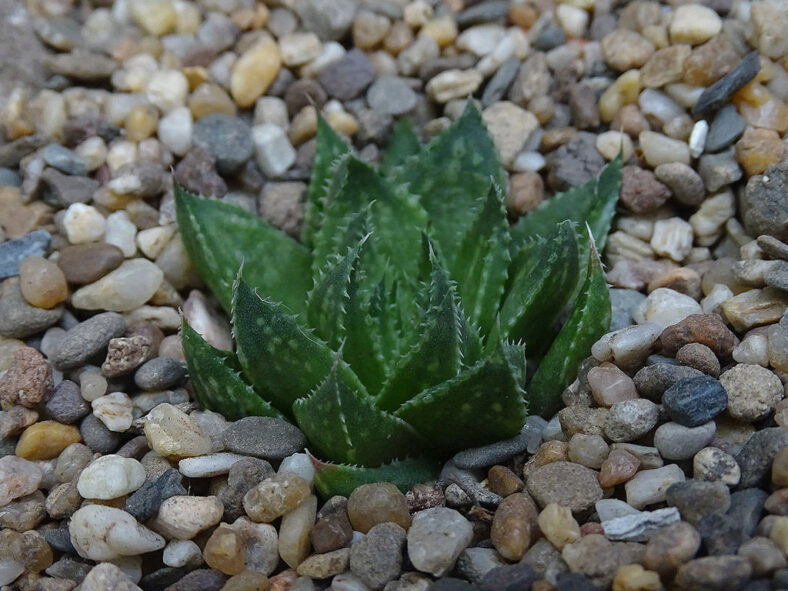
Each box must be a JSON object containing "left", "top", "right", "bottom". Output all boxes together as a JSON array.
[
  {"left": 382, "top": 118, "right": 421, "bottom": 174},
  {"left": 509, "top": 156, "right": 622, "bottom": 256},
  {"left": 312, "top": 157, "right": 428, "bottom": 289},
  {"left": 181, "top": 321, "right": 286, "bottom": 421},
  {"left": 310, "top": 453, "right": 441, "bottom": 498},
  {"left": 293, "top": 368, "right": 423, "bottom": 466},
  {"left": 395, "top": 102, "right": 503, "bottom": 264},
  {"left": 175, "top": 186, "right": 312, "bottom": 317},
  {"left": 232, "top": 279, "right": 366, "bottom": 415},
  {"left": 394, "top": 342, "right": 526, "bottom": 452},
  {"left": 302, "top": 116, "right": 353, "bottom": 246},
  {"left": 527, "top": 235, "right": 612, "bottom": 418},
  {"left": 500, "top": 221, "right": 579, "bottom": 353},
  {"left": 450, "top": 183, "right": 511, "bottom": 335},
  {"left": 376, "top": 253, "right": 463, "bottom": 412}
]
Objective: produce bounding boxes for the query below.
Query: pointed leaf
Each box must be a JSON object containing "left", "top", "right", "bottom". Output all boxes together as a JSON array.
[
  {"left": 310, "top": 454, "right": 440, "bottom": 498},
  {"left": 450, "top": 183, "right": 511, "bottom": 334},
  {"left": 395, "top": 343, "right": 526, "bottom": 452},
  {"left": 382, "top": 118, "right": 421, "bottom": 174},
  {"left": 312, "top": 157, "right": 428, "bottom": 289},
  {"left": 509, "top": 156, "right": 622, "bottom": 256},
  {"left": 302, "top": 116, "right": 353, "bottom": 246},
  {"left": 232, "top": 279, "right": 366, "bottom": 415},
  {"left": 175, "top": 186, "right": 312, "bottom": 317},
  {"left": 293, "top": 369, "right": 423, "bottom": 466},
  {"left": 181, "top": 321, "right": 286, "bottom": 421},
  {"left": 527, "top": 238, "right": 611, "bottom": 418},
  {"left": 500, "top": 221, "right": 579, "bottom": 353},
  {"left": 395, "top": 102, "right": 504, "bottom": 264},
  {"left": 376, "top": 257, "right": 462, "bottom": 412}
]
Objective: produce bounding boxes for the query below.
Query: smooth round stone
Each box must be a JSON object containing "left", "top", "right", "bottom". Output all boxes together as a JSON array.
[
  {"left": 669, "top": 4, "right": 721, "bottom": 45},
  {"left": 231, "top": 38, "right": 282, "bottom": 108},
  {"left": 144, "top": 403, "right": 212, "bottom": 459},
  {"left": 641, "top": 521, "right": 701, "bottom": 580},
  {"left": 71, "top": 258, "right": 164, "bottom": 312},
  {"left": 152, "top": 495, "right": 224, "bottom": 540},
  {"left": 69, "top": 505, "right": 165, "bottom": 561},
  {"left": 91, "top": 391, "right": 134, "bottom": 432},
  {"left": 693, "top": 447, "right": 740, "bottom": 486},
  {"left": 603, "top": 399, "right": 659, "bottom": 443},
  {"left": 490, "top": 492, "right": 539, "bottom": 561},
  {"left": 278, "top": 453, "right": 315, "bottom": 486},
  {"left": 178, "top": 453, "right": 247, "bottom": 478},
  {"left": 280, "top": 495, "right": 318, "bottom": 569},
  {"left": 80, "top": 413, "right": 123, "bottom": 453},
  {"left": 526, "top": 461, "right": 604, "bottom": 514},
  {"left": 348, "top": 522, "right": 405, "bottom": 588},
  {"left": 662, "top": 376, "right": 728, "bottom": 427},
  {"left": 720, "top": 364, "right": 784, "bottom": 423},
  {"left": 63, "top": 203, "right": 105, "bottom": 245},
  {"left": 632, "top": 288, "right": 702, "bottom": 330},
  {"left": 45, "top": 379, "right": 90, "bottom": 424},
  {"left": 0, "top": 279, "right": 63, "bottom": 339},
  {"left": 80, "top": 370, "right": 108, "bottom": 401},
  {"left": 158, "top": 106, "right": 193, "bottom": 156},
  {"left": 222, "top": 416, "right": 306, "bottom": 461},
  {"left": 54, "top": 442, "right": 93, "bottom": 483},
  {"left": 625, "top": 465, "right": 686, "bottom": 510},
  {"left": 77, "top": 455, "right": 146, "bottom": 499},
  {"left": 407, "top": 507, "right": 474, "bottom": 577},
  {"left": 19, "top": 256, "right": 68, "bottom": 309},
  {"left": 243, "top": 473, "right": 311, "bottom": 523},
  {"left": 49, "top": 312, "right": 126, "bottom": 370},
  {"left": 567, "top": 434, "right": 610, "bottom": 470},
  {"left": 162, "top": 539, "right": 203, "bottom": 569},
  {"left": 192, "top": 114, "right": 254, "bottom": 175},
  {"left": 57, "top": 243, "right": 124, "bottom": 285},
  {"left": 347, "top": 482, "right": 412, "bottom": 534},
  {"left": 16, "top": 421, "right": 81, "bottom": 460},
  {"left": 599, "top": 449, "right": 641, "bottom": 488},
  {"left": 134, "top": 357, "right": 187, "bottom": 391},
  {"left": 654, "top": 421, "right": 716, "bottom": 461},
  {"left": 366, "top": 76, "right": 417, "bottom": 115},
  {"left": 587, "top": 362, "right": 639, "bottom": 407}
]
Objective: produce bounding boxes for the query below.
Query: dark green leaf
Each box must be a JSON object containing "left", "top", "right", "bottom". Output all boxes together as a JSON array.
[
  {"left": 293, "top": 369, "right": 423, "bottom": 466},
  {"left": 181, "top": 321, "right": 286, "bottom": 421},
  {"left": 395, "top": 102, "right": 503, "bottom": 264},
  {"left": 395, "top": 342, "right": 526, "bottom": 452},
  {"left": 527, "top": 236, "right": 611, "bottom": 418},
  {"left": 509, "top": 156, "right": 622, "bottom": 256},
  {"left": 381, "top": 118, "right": 421, "bottom": 174},
  {"left": 311, "top": 454, "right": 440, "bottom": 498},
  {"left": 500, "top": 221, "right": 579, "bottom": 353},
  {"left": 302, "top": 116, "right": 353, "bottom": 246},
  {"left": 175, "top": 185, "right": 312, "bottom": 317},
  {"left": 450, "top": 183, "right": 511, "bottom": 335},
  {"left": 232, "top": 279, "right": 366, "bottom": 415}
]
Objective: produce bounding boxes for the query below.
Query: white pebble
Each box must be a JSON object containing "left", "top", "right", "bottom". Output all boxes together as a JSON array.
[
  {"left": 596, "top": 131, "right": 634, "bottom": 161},
  {"left": 732, "top": 334, "right": 770, "bottom": 366},
  {"left": 106, "top": 140, "right": 138, "bottom": 173},
  {"left": 669, "top": 4, "right": 722, "bottom": 45},
  {"left": 254, "top": 96, "right": 289, "bottom": 128},
  {"left": 650, "top": 217, "right": 694, "bottom": 262},
  {"left": 178, "top": 453, "right": 247, "bottom": 478},
  {"left": 104, "top": 211, "right": 137, "bottom": 257},
  {"left": 299, "top": 41, "right": 345, "bottom": 78},
  {"left": 592, "top": 323, "right": 662, "bottom": 369},
  {"left": 71, "top": 259, "right": 164, "bottom": 312},
  {"left": 632, "top": 288, "right": 702, "bottom": 330},
  {"left": 556, "top": 4, "right": 589, "bottom": 38},
  {"left": 75, "top": 137, "right": 107, "bottom": 171},
  {"left": 136, "top": 225, "right": 177, "bottom": 260},
  {"left": 152, "top": 496, "right": 224, "bottom": 540},
  {"left": 63, "top": 203, "right": 106, "bottom": 245},
  {"left": 146, "top": 70, "right": 188, "bottom": 112},
  {"left": 252, "top": 123, "right": 296, "bottom": 177},
  {"left": 456, "top": 24, "right": 506, "bottom": 57},
  {"left": 77, "top": 454, "right": 145, "bottom": 499},
  {"left": 157, "top": 106, "right": 193, "bottom": 156},
  {"left": 688, "top": 120, "right": 708, "bottom": 158},
  {"left": 625, "top": 464, "right": 686, "bottom": 510},
  {"left": 162, "top": 540, "right": 203, "bottom": 568},
  {"left": 69, "top": 505, "right": 165, "bottom": 561},
  {"left": 278, "top": 453, "right": 315, "bottom": 486},
  {"left": 689, "top": 190, "right": 735, "bottom": 239},
  {"left": 701, "top": 283, "right": 734, "bottom": 315},
  {"left": 512, "top": 151, "right": 546, "bottom": 172},
  {"left": 92, "top": 391, "right": 134, "bottom": 432}
]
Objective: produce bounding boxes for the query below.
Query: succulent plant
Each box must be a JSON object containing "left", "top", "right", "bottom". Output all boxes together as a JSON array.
[{"left": 175, "top": 103, "right": 620, "bottom": 497}]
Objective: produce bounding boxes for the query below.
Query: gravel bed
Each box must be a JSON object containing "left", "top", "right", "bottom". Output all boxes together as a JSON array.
[{"left": 1, "top": 0, "right": 788, "bottom": 590}]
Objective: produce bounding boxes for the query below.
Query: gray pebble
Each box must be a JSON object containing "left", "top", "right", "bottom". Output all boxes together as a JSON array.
[
  {"left": 654, "top": 163, "right": 706, "bottom": 207},
  {"left": 40, "top": 167, "right": 98, "bottom": 206},
  {"left": 44, "top": 379, "right": 90, "bottom": 424},
  {"left": 764, "top": 261, "right": 788, "bottom": 291},
  {"left": 662, "top": 376, "right": 728, "bottom": 427},
  {"left": 479, "top": 563, "right": 539, "bottom": 591},
  {"left": 45, "top": 556, "right": 92, "bottom": 585},
  {"left": 192, "top": 113, "right": 254, "bottom": 176},
  {"left": 534, "top": 23, "right": 565, "bottom": 51},
  {"left": 665, "top": 480, "right": 730, "bottom": 525},
  {"left": 456, "top": 547, "right": 508, "bottom": 584},
  {"left": 481, "top": 56, "right": 521, "bottom": 108},
  {"left": 0, "top": 279, "right": 63, "bottom": 338},
  {"left": 318, "top": 48, "right": 377, "bottom": 101},
  {"left": 134, "top": 357, "right": 187, "bottom": 391},
  {"left": 0, "top": 134, "right": 47, "bottom": 168},
  {"left": 705, "top": 104, "right": 746, "bottom": 153},
  {"left": 602, "top": 507, "right": 680, "bottom": 542},
  {"left": 609, "top": 289, "right": 647, "bottom": 332},
  {"left": 49, "top": 312, "right": 126, "bottom": 370},
  {"left": 294, "top": 0, "right": 356, "bottom": 41},
  {"left": 696, "top": 511, "right": 748, "bottom": 555},
  {"left": 0, "top": 229, "right": 51, "bottom": 279},
  {"left": 349, "top": 522, "right": 406, "bottom": 589},
  {"left": 727, "top": 488, "right": 768, "bottom": 537},
  {"left": 452, "top": 431, "right": 530, "bottom": 470},
  {"left": 654, "top": 421, "right": 716, "bottom": 461},
  {"left": 79, "top": 413, "right": 123, "bottom": 454},
  {"left": 457, "top": 1, "right": 509, "bottom": 27},
  {"left": 741, "top": 162, "right": 788, "bottom": 242},
  {"left": 221, "top": 416, "right": 307, "bottom": 460},
  {"left": 0, "top": 167, "right": 22, "bottom": 186},
  {"left": 41, "top": 143, "right": 88, "bottom": 175},
  {"left": 366, "top": 76, "right": 417, "bottom": 116},
  {"left": 125, "top": 468, "right": 186, "bottom": 522},
  {"left": 633, "top": 364, "right": 704, "bottom": 401},
  {"left": 218, "top": 457, "right": 275, "bottom": 522},
  {"left": 736, "top": 427, "right": 788, "bottom": 488},
  {"left": 697, "top": 148, "right": 742, "bottom": 192},
  {"left": 692, "top": 50, "right": 760, "bottom": 115},
  {"left": 603, "top": 399, "right": 659, "bottom": 443}
]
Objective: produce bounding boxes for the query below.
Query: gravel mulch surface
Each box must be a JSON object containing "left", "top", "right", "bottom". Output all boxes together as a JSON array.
[{"left": 1, "top": 0, "right": 788, "bottom": 590}]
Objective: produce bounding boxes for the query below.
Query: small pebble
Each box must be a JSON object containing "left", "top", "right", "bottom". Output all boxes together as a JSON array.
[
  {"left": 77, "top": 455, "right": 145, "bottom": 500},
  {"left": 407, "top": 507, "right": 474, "bottom": 577}
]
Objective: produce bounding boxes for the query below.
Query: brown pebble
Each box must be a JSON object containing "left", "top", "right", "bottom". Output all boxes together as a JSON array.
[
  {"left": 19, "top": 256, "right": 68, "bottom": 309},
  {"left": 347, "top": 482, "right": 411, "bottom": 534},
  {"left": 101, "top": 335, "right": 152, "bottom": 378},
  {"left": 675, "top": 343, "right": 721, "bottom": 377},
  {"left": 488, "top": 465, "right": 524, "bottom": 497},
  {"left": 580, "top": 522, "right": 604, "bottom": 535},
  {"left": 310, "top": 510, "right": 353, "bottom": 554},
  {"left": 641, "top": 521, "right": 701, "bottom": 579},
  {"left": 57, "top": 243, "right": 124, "bottom": 285},
  {"left": 647, "top": 267, "right": 702, "bottom": 301},
  {"left": 598, "top": 448, "right": 640, "bottom": 488},
  {"left": 508, "top": 171, "right": 544, "bottom": 217},
  {"left": 16, "top": 421, "right": 81, "bottom": 460},
  {"left": 620, "top": 166, "right": 671, "bottom": 214},
  {"left": 0, "top": 347, "right": 53, "bottom": 408},
  {"left": 660, "top": 314, "right": 738, "bottom": 358},
  {"left": 490, "top": 492, "right": 539, "bottom": 561}
]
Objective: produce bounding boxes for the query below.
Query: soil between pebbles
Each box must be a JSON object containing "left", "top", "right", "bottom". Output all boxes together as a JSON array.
[{"left": 1, "top": 1, "right": 788, "bottom": 590}]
